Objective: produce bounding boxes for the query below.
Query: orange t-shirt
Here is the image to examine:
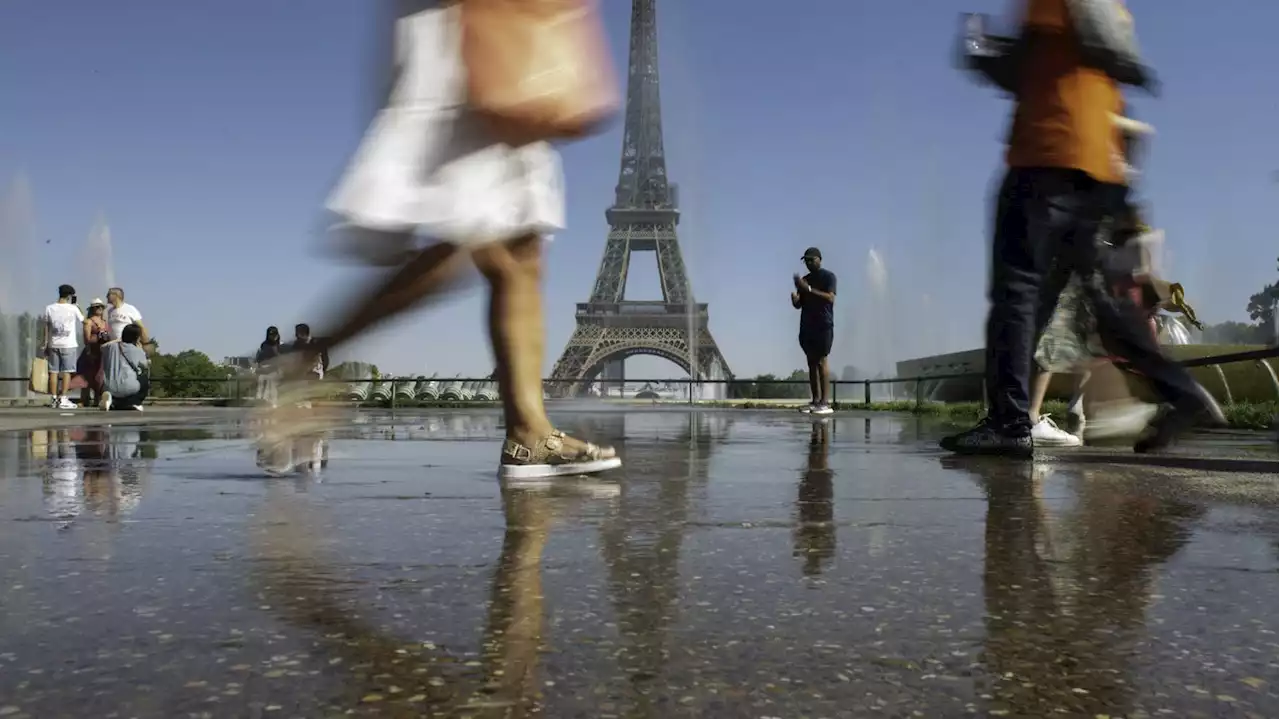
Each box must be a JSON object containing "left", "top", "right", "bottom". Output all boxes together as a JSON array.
[{"left": 1005, "top": 0, "right": 1124, "bottom": 184}]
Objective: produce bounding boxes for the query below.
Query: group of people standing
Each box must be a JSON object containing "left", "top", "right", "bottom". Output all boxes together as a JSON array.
[{"left": 39, "top": 284, "right": 149, "bottom": 412}]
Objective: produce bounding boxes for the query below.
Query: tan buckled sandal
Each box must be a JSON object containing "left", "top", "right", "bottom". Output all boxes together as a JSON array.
[{"left": 499, "top": 430, "right": 621, "bottom": 479}]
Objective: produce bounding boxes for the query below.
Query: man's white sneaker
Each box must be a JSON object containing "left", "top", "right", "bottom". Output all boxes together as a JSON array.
[
  {"left": 57, "top": 397, "right": 77, "bottom": 410},
  {"left": 798, "top": 404, "right": 816, "bottom": 414},
  {"left": 1087, "top": 402, "right": 1158, "bottom": 440},
  {"left": 810, "top": 403, "right": 834, "bottom": 415},
  {"left": 1031, "top": 415, "right": 1082, "bottom": 447},
  {"left": 99, "top": 392, "right": 113, "bottom": 411}
]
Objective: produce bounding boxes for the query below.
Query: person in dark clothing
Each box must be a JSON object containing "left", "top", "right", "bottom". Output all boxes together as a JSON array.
[
  {"left": 255, "top": 326, "right": 284, "bottom": 407},
  {"left": 944, "top": 0, "right": 1222, "bottom": 457},
  {"left": 791, "top": 247, "right": 837, "bottom": 415},
  {"left": 280, "top": 324, "right": 332, "bottom": 408},
  {"left": 283, "top": 323, "right": 330, "bottom": 381}
]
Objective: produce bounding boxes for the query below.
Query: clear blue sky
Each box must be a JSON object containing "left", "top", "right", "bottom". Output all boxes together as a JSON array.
[{"left": 2, "top": 0, "right": 1275, "bottom": 378}]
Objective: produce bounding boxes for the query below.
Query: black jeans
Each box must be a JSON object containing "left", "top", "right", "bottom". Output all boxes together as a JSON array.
[
  {"left": 983, "top": 168, "right": 1203, "bottom": 429},
  {"left": 111, "top": 375, "right": 150, "bottom": 410}
]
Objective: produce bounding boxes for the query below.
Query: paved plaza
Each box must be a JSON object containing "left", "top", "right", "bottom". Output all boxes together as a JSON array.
[{"left": 0, "top": 408, "right": 1276, "bottom": 717}]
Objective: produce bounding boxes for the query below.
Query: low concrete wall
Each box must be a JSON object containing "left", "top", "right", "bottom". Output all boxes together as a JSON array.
[
  {"left": 897, "top": 345, "right": 1277, "bottom": 404},
  {"left": 896, "top": 349, "right": 986, "bottom": 403}
]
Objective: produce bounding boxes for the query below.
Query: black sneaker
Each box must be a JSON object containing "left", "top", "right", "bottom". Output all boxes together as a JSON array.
[
  {"left": 939, "top": 417, "right": 1033, "bottom": 457},
  {"left": 1133, "top": 385, "right": 1227, "bottom": 454}
]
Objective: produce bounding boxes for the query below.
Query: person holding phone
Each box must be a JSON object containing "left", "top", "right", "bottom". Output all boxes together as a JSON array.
[
  {"left": 40, "top": 284, "right": 85, "bottom": 410},
  {"left": 791, "top": 248, "right": 837, "bottom": 415}
]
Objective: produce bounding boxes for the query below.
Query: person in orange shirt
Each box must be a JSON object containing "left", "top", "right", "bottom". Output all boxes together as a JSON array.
[{"left": 945, "top": 0, "right": 1223, "bottom": 457}]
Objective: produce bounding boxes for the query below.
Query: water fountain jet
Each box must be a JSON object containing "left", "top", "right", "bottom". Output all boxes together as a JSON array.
[{"left": 0, "top": 176, "right": 40, "bottom": 397}]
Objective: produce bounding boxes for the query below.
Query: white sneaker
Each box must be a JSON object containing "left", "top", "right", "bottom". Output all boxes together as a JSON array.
[
  {"left": 1031, "top": 415, "right": 1082, "bottom": 447},
  {"left": 798, "top": 404, "right": 816, "bottom": 414},
  {"left": 811, "top": 403, "right": 834, "bottom": 415},
  {"left": 99, "top": 391, "right": 113, "bottom": 411},
  {"left": 132, "top": 405, "right": 144, "bottom": 412},
  {"left": 57, "top": 397, "right": 77, "bottom": 410},
  {"left": 1086, "top": 402, "right": 1158, "bottom": 440}
]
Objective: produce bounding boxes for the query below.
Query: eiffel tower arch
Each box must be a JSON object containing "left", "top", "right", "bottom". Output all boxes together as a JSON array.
[{"left": 549, "top": 0, "right": 731, "bottom": 398}]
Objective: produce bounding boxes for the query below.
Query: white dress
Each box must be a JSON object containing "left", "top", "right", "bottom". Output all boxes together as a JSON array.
[{"left": 325, "top": 0, "right": 565, "bottom": 254}]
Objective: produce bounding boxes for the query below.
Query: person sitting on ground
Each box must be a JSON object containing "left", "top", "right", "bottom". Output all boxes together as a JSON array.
[{"left": 99, "top": 323, "right": 150, "bottom": 412}]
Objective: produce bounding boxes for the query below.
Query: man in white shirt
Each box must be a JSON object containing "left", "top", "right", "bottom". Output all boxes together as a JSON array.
[
  {"left": 106, "top": 287, "right": 149, "bottom": 344},
  {"left": 41, "top": 284, "right": 86, "bottom": 409}
]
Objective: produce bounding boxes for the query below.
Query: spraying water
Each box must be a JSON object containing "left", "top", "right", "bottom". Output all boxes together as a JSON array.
[
  {"left": 856, "top": 248, "right": 897, "bottom": 401},
  {"left": 0, "top": 176, "right": 40, "bottom": 396},
  {"left": 77, "top": 216, "right": 116, "bottom": 298}
]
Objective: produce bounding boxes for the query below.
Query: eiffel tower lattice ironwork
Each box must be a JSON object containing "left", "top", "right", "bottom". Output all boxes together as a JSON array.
[{"left": 548, "top": 0, "right": 731, "bottom": 396}]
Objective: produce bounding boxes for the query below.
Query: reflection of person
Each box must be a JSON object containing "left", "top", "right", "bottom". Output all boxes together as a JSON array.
[
  {"left": 791, "top": 247, "right": 837, "bottom": 415},
  {"left": 100, "top": 323, "right": 151, "bottom": 411},
  {"left": 950, "top": 456, "right": 1205, "bottom": 716},
  {"left": 42, "top": 429, "right": 84, "bottom": 522},
  {"left": 247, "top": 477, "right": 573, "bottom": 714},
  {"left": 40, "top": 284, "right": 85, "bottom": 410},
  {"left": 794, "top": 420, "right": 835, "bottom": 576},
  {"left": 274, "top": 1, "right": 620, "bottom": 479},
  {"left": 943, "top": 0, "right": 1222, "bottom": 456}
]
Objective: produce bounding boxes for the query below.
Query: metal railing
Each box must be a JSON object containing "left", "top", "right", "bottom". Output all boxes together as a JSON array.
[{"left": 2, "top": 347, "right": 1275, "bottom": 408}]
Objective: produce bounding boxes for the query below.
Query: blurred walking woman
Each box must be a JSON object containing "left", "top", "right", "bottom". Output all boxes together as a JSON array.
[
  {"left": 77, "top": 298, "right": 112, "bottom": 407},
  {"left": 255, "top": 326, "right": 283, "bottom": 408},
  {"left": 278, "top": 0, "right": 622, "bottom": 479}
]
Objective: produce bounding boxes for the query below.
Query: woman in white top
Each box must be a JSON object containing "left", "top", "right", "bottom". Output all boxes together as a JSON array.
[{"left": 272, "top": 1, "right": 619, "bottom": 479}]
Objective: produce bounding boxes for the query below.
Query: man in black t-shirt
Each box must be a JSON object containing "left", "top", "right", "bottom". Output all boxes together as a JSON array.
[{"left": 791, "top": 247, "right": 837, "bottom": 415}]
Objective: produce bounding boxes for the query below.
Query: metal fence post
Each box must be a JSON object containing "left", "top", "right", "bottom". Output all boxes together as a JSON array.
[
  {"left": 390, "top": 378, "right": 397, "bottom": 411},
  {"left": 914, "top": 378, "right": 923, "bottom": 409},
  {"left": 864, "top": 380, "right": 871, "bottom": 405}
]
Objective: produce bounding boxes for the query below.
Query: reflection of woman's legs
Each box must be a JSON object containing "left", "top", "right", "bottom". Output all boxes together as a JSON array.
[{"left": 473, "top": 234, "right": 557, "bottom": 446}]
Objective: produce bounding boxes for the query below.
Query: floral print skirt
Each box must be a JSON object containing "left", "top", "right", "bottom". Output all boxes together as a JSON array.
[{"left": 1034, "top": 274, "right": 1106, "bottom": 374}]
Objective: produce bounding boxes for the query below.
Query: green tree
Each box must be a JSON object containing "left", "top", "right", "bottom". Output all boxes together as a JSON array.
[
  {"left": 149, "top": 349, "right": 233, "bottom": 398},
  {"left": 746, "top": 369, "right": 810, "bottom": 400},
  {"left": 1246, "top": 281, "right": 1278, "bottom": 342},
  {"left": 1201, "top": 320, "right": 1273, "bottom": 345}
]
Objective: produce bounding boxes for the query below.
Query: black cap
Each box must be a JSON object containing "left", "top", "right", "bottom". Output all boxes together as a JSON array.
[
  {"left": 801, "top": 247, "right": 822, "bottom": 261},
  {"left": 58, "top": 284, "right": 76, "bottom": 298}
]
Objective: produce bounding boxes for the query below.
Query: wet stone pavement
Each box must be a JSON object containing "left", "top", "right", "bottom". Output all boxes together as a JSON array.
[{"left": 0, "top": 408, "right": 1276, "bottom": 718}]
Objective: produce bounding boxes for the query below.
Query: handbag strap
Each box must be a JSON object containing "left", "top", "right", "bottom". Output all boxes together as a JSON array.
[{"left": 111, "top": 342, "right": 144, "bottom": 376}]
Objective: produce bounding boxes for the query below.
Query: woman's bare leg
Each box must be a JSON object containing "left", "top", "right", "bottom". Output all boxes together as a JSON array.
[
  {"left": 1028, "top": 371, "right": 1054, "bottom": 420},
  {"left": 312, "top": 235, "right": 472, "bottom": 356},
  {"left": 280, "top": 230, "right": 471, "bottom": 386},
  {"left": 472, "top": 234, "right": 557, "bottom": 447}
]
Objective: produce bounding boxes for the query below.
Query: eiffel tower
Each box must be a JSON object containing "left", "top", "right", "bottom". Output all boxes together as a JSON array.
[{"left": 549, "top": 0, "right": 731, "bottom": 397}]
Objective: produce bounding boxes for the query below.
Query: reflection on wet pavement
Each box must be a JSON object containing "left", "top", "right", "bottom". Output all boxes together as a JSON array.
[{"left": 0, "top": 410, "right": 1276, "bottom": 717}]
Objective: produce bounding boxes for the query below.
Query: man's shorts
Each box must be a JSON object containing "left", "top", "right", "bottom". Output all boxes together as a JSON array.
[
  {"left": 799, "top": 326, "right": 833, "bottom": 359},
  {"left": 47, "top": 347, "right": 79, "bottom": 374}
]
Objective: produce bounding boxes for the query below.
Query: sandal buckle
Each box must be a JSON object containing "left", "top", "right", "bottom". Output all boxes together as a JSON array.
[{"left": 502, "top": 440, "right": 532, "bottom": 462}]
